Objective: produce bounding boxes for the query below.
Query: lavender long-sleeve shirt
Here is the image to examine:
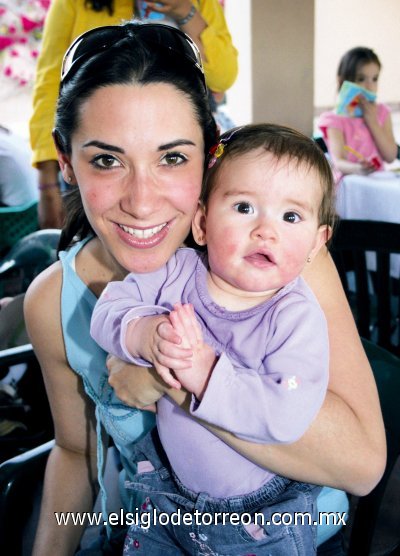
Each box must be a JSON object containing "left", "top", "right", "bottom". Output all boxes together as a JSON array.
[{"left": 91, "top": 248, "right": 329, "bottom": 497}]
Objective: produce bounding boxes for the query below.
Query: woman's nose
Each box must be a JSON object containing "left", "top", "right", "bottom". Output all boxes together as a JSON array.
[{"left": 120, "top": 173, "right": 161, "bottom": 218}]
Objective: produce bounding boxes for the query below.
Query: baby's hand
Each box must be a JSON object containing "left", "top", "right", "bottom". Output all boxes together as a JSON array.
[
  {"left": 149, "top": 318, "right": 194, "bottom": 389},
  {"left": 169, "top": 304, "right": 217, "bottom": 399}
]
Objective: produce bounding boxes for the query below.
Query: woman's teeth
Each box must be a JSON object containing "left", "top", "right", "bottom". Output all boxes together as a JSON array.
[{"left": 119, "top": 223, "right": 166, "bottom": 238}]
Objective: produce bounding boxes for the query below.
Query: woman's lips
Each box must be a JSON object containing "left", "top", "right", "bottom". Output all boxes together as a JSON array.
[{"left": 115, "top": 220, "right": 172, "bottom": 248}]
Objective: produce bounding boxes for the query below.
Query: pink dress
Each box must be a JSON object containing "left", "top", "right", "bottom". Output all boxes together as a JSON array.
[{"left": 318, "top": 103, "right": 391, "bottom": 182}]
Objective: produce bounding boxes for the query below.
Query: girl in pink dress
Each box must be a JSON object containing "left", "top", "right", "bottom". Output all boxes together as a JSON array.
[{"left": 318, "top": 47, "right": 397, "bottom": 183}]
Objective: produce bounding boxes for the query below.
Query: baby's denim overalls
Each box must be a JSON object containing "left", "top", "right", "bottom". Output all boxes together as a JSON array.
[{"left": 124, "top": 429, "right": 320, "bottom": 556}]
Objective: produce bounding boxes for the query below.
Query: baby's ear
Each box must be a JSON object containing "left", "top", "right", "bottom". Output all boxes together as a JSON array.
[
  {"left": 309, "top": 225, "right": 331, "bottom": 262},
  {"left": 191, "top": 202, "right": 207, "bottom": 246}
]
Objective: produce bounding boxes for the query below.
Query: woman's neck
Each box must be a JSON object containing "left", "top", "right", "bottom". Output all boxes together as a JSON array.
[{"left": 76, "top": 237, "right": 127, "bottom": 297}]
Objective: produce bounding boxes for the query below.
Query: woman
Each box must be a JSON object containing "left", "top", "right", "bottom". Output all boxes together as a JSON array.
[
  {"left": 24, "top": 22, "right": 385, "bottom": 556},
  {"left": 29, "top": 0, "right": 238, "bottom": 228}
]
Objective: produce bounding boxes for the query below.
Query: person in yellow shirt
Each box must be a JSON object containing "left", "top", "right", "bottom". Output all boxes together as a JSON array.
[{"left": 29, "top": 0, "right": 238, "bottom": 228}]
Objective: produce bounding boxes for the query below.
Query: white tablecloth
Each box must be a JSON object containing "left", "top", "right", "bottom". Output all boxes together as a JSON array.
[
  {"left": 336, "top": 172, "right": 400, "bottom": 223},
  {"left": 336, "top": 172, "right": 400, "bottom": 277}
]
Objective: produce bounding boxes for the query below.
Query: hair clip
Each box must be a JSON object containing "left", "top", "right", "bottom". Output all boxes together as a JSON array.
[{"left": 207, "top": 126, "right": 244, "bottom": 168}]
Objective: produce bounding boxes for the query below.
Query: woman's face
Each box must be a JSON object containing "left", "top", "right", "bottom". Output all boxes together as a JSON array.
[{"left": 65, "top": 83, "right": 205, "bottom": 274}]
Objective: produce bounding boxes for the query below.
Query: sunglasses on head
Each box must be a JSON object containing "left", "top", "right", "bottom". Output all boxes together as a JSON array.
[{"left": 61, "top": 22, "right": 206, "bottom": 90}]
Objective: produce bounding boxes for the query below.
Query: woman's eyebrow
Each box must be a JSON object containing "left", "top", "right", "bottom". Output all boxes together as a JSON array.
[
  {"left": 82, "top": 140, "right": 124, "bottom": 153},
  {"left": 158, "top": 139, "right": 196, "bottom": 151}
]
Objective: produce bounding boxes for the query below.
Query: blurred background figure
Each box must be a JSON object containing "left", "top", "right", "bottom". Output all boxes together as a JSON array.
[
  {"left": 29, "top": 0, "right": 238, "bottom": 229},
  {"left": 318, "top": 46, "right": 397, "bottom": 183},
  {"left": 0, "top": 125, "right": 38, "bottom": 207}
]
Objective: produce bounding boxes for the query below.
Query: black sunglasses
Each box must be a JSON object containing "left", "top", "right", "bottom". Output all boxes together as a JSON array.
[{"left": 61, "top": 22, "right": 206, "bottom": 90}]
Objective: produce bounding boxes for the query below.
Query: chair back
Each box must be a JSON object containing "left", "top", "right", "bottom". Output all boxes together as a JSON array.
[
  {"left": 330, "top": 219, "right": 400, "bottom": 356},
  {"left": 347, "top": 339, "right": 400, "bottom": 555},
  {"left": 0, "top": 201, "right": 38, "bottom": 257}
]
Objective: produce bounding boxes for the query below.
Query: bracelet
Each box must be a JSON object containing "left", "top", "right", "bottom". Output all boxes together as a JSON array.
[
  {"left": 177, "top": 4, "right": 196, "bottom": 26},
  {"left": 38, "top": 182, "right": 59, "bottom": 191}
]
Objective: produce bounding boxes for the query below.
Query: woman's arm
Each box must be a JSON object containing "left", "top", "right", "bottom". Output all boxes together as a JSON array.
[
  {"left": 25, "top": 264, "right": 101, "bottom": 556},
  {"left": 152, "top": 0, "right": 238, "bottom": 92},
  {"left": 109, "top": 248, "right": 386, "bottom": 496}
]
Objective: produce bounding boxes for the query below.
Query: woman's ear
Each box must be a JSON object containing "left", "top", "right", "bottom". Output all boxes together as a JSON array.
[
  {"left": 191, "top": 202, "right": 207, "bottom": 246},
  {"left": 52, "top": 129, "right": 77, "bottom": 185}
]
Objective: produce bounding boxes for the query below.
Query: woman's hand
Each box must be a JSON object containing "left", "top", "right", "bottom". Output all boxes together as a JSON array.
[
  {"left": 144, "top": 1, "right": 194, "bottom": 22},
  {"left": 106, "top": 355, "right": 166, "bottom": 410}
]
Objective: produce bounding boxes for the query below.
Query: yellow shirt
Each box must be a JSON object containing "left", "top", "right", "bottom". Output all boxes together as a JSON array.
[{"left": 29, "top": 0, "right": 238, "bottom": 166}]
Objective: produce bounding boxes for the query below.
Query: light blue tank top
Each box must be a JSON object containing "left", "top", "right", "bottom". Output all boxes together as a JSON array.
[
  {"left": 59, "top": 238, "right": 155, "bottom": 516},
  {"left": 59, "top": 238, "right": 348, "bottom": 543}
]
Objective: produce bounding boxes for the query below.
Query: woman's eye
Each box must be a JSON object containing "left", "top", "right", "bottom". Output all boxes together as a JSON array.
[
  {"left": 91, "top": 155, "right": 121, "bottom": 169},
  {"left": 161, "top": 152, "right": 187, "bottom": 166},
  {"left": 283, "top": 212, "right": 301, "bottom": 223},
  {"left": 233, "top": 202, "right": 254, "bottom": 214}
]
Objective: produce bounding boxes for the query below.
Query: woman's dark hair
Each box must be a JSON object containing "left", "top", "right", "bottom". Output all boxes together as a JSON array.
[
  {"left": 202, "top": 124, "right": 336, "bottom": 238},
  {"left": 337, "top": 47, "right": 381, "bottom": 90},
  {"left": 85, "top": 0, "right": 113, "bottom": 15},
  {"left": 55, "top": 23, "right": 218, "bottom": 251}
]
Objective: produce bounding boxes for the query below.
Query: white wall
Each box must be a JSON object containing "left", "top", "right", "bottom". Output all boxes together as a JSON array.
[
  {"left": 224, "top": 0, "right": 252, "bottom": 125},
  {"left": 225, "top": 0, "right": 400, "bottom": 124},
  {"left": 314, "top": 0, "right": 400, "bottom": 109}
]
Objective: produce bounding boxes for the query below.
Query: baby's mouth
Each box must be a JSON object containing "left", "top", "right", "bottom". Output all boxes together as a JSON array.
[{"left": 244, "top": 251, "right": 276, "bottom": 265}]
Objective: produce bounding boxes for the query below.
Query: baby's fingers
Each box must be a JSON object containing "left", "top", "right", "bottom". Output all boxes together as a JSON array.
[
  {"left": 171, "top": 303, "right": 203, "bottom": 347},
  {"left": 157, "top": 320, "right": 182, "bottom": 345},
  {"left": 154, "top": 362, "right": 182, "bottom": 390},
  {"left": 158, "top": 338, "right": 193, "bottom": 361}
]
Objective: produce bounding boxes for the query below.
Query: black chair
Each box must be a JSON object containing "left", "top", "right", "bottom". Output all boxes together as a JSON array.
[
  {"left": 346, "top": 339, "right": 400, "bottom": 555},
  {"left": 330, "top": 219, "right": 400, "bottom": 356},
  {"left": 0, "top": 439, "right": 54, "bottom": 555},
  {"left": 0, "top": 345, "right": 53, "bottom": 463},
  {"left": 0, "top": 344, "right": 54, "bottom": 555}
]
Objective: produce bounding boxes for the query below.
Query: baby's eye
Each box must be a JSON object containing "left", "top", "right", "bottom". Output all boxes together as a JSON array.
[
  {"left": 283, "top": 211, "right": 301, "bottom": 223},
  {"left": 91, "top": 154, "right": 121, "bottom": 169},
  {"left": 161, "top": 152, "right": 187, "bottom": 166},
  {"left": 233, "top": 202, "right": 254, "bottom": 214}
]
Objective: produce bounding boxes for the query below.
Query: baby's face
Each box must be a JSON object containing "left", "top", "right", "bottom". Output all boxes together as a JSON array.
[{"left": 194, "top": 150, "right": 328, "bottom": 307}]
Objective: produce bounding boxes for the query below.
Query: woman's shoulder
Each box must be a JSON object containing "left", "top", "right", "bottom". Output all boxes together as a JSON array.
[
  {"left": 24, "top": 261, "right": 65, "bottom": 358},
  {"left": 25, "top": 261, "right": 63, "bottom": 319}
]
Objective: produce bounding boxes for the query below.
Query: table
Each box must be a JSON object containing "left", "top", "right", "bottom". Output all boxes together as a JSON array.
[
  {"left": 336, "top": 172, "right": 400, "bottom": 224},
  {"left": 336, "top": 172, "right": 400, "bottom": 277}
]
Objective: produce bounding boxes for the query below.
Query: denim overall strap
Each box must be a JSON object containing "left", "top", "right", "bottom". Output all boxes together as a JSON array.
[{"left": 95, "top": 405, "right": 110, "bottom": 536}]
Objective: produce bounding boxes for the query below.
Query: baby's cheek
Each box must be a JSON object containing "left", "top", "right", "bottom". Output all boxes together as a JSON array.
[
  {"left": 280, "top": 251, "right": 308, "bottom": 281},
  {"left": 224, "top": 241, "right": 239, "bottom": 256}
]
